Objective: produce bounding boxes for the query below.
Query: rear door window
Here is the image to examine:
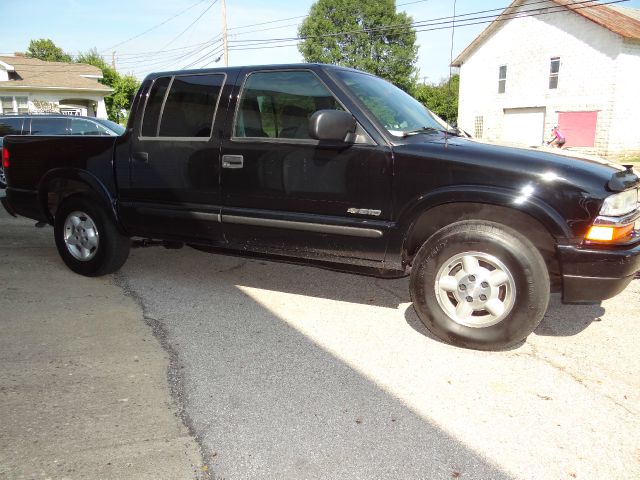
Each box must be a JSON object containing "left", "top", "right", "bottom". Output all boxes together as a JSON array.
[
  {"left": 0, "top": 117, "right": 24, "bottom": 136},
  {"left": 30, "top": 117, "right": 70, "bottom": 135},
  {"left": 140, "top": 74, "right": 224, "bottom": 138},
  {"left": 140, "top": 77, "right": 171, "bottom": 137},
  {"left": 158, "top": 74, "right": 224, "bottom": 138}
]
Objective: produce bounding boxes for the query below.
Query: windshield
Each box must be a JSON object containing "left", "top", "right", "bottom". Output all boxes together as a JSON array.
[
  {"left": 95, "top": 118, "right": 125, "bottom": 135},
  {"left": 334, "top": 70, "right": 446, "bottom": 137}
]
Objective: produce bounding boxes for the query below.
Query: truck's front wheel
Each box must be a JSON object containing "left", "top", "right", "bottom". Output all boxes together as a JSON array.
[
  {"left": 54, "top": 195, "right": 130, "bottom": 277},
  {"left": 410, "top": 221, "right": 550, "bottom": 350}
]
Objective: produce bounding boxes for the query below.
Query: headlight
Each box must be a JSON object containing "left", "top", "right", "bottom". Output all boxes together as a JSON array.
[{"left": 599, "top": 189, "right": 639, "bottom": 216}]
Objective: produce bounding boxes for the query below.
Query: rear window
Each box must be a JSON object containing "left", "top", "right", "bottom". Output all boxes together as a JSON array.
[
  {"left": 141, "top": 77, "right": 171, "bottom": 137},
  {"left": 0, "top": 117, "right": 24, "bottom": 136},
  {"left": 141, "top": 74, "right": 224, "bottom": 138},
  {"left": 30, "top": 117, "right": 70, "bottom": 135},
  {"left": 70, "top": 119, "right": 112, "bottom": 136}
]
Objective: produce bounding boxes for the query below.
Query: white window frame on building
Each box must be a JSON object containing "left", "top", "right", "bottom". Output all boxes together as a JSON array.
[
  {"left": 549, "top": 57, "right": 560, "bottom": 89},
  {"left": 0, "top": 95, "right": 29, "bottom": 114},
  {"left": 498, "top": 65, "right": 507, "bottom": 94}
]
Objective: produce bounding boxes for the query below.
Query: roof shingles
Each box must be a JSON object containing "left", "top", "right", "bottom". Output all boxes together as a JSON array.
[{"left": 0, "top": 55, "right": 112, "bottom": 92}]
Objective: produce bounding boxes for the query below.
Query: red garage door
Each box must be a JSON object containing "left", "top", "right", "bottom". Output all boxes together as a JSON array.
[{"left": 557, "top": 111, "right": 598, "bottom": 147}]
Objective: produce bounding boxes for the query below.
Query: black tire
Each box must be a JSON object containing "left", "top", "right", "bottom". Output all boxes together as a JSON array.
[
  {"left": 54, "top": 195, "right": 130, "bottom": 277},
  {"left": 410, "top": 221, "right": 550, "bottom": 350},
  {"left": 0, "top": 164, "right": 6, "bottom": 189}
]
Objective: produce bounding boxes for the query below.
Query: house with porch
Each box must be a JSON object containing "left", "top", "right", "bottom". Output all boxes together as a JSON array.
[
  {"left": 452, "top": 0, "right": 640, "bottom": 158},
  {"left": 0, "top": 54, "right": 112, "bottom": 118}
]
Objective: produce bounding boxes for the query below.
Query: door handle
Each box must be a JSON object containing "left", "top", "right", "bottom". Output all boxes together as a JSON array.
[
  {"left": 222, "top": 155, "right": 244, "bottom": 169},
  {"left": 133, "top": 151, "right": 149, "bottom": 163}
]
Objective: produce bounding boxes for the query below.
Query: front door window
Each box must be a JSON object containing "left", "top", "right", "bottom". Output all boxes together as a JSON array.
[{"left": 233, "top": 70, "right": 342, "bottom": 140}]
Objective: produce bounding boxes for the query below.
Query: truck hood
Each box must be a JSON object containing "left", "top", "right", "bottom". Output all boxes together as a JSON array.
[{"left": 392, "top": 135, "right": 639, "bottom": 193}]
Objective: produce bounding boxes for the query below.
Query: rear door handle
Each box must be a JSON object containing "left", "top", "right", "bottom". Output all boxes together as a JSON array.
[
  {"left": 133, "top": 151, "right": 149, "bottom": 163},
  {"left": 222, "top": 155, "right": 244, "bottom": 169}
]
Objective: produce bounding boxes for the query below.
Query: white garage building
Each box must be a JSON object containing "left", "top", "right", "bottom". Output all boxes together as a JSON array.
[{"left": 452, "top": 0, "right": 640, "bottom": 158}]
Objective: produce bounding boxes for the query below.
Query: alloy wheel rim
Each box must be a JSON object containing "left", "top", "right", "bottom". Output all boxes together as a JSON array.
[
  {"left": 434, "top": 251, "right": 516, "bottom": 328},
  {"left": 63, "top": 211, "right": 99, "bottom": 261}
]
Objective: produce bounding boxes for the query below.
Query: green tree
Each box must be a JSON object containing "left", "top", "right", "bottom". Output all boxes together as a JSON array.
[
  {"left": 76, "top": 48, "right": 140, "bottom": 123},
  {"left": 75, "top": 48, "right": 119, "bottom": 88},
  {"left": 413, "top": 74, "right": 459, "bottom": 124},
  {"left": 110, "top": 75, "right": 140, "bottom": 124},
  {"left": 26, "top": 39, "right": 72, "bottom": 62},
  {"left": 298, "top": 0, "right": 418, "bottom": 92}
]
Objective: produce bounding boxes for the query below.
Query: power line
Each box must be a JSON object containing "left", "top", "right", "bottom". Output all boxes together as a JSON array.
[
  {"left": 99, "top": 0, "right": 211, "bottom": 53},
  {"left": 227, "top": 15, "right": 307, "bottom": 32},
  {"left": 116, "top": 39, "right": 222, "bottom": 67},
  {"left": 181, "top": 45, "right": 225, "bottom": 69},
  {"left": 126, "top": 40, "right": 223, "bottom": 74},
  {"left": 226, "top": 0, "right": 430, "bottom": 33},
  {"left": 158, "top": 0, "right": 220, "bottom": 52},
  {"left": 227, "top": 0, "right": 566, "bottom": 44},
  {"left": 115, "top": 37, "right": 221, "bottom": 59},
  {"left": 226, "top": 0, "right": 626, "bottom": 47},
  {"left": 105, "top": 0, "right": 629, "bottom": 76}
]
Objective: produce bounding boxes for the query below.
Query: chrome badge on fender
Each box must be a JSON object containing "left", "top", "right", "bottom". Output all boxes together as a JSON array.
[{"left": 347, "top": 208, "right": 382, "bottom": 216}]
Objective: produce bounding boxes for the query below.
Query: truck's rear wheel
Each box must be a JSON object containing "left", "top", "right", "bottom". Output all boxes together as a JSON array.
[
  {"left": 410, "top": 221, "right": 550, "bottom": 350},
  {"left": 54, "top": 195, "right": 130, "bottom": 277}
]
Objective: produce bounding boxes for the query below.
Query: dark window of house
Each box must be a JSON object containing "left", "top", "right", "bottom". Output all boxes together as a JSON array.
[
  {"left": 158, "top": 74, "right": 224, "bottom": 137},
  {"left": 498, "top": 65, "right": 507, "bottom": 94},
  {"left": 0, "top": 117, "right": 24, "bottom": 136},
  {"left": 549, "top": 57, "right": 560, "bottom": 89},
  {"left": 141, "top": 76, "right": 171, "bottom": 137},
  {"left": 234, "top": 70, "right": 342, "bottom": 140},
  {"left": 30, "top": 117, "right": 70, "bottom": 135}
]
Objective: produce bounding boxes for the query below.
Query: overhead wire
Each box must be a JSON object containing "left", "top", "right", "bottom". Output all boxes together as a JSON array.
[
  {"left": 227, "top": 0, "right": 589, "bottom": 44},
  {"left": 157, "top": 0, "right": 220, "bottom": 52},
  {"left": 94, "top": 0, "right": 431, "bottom": 71},
  {"left": 182, "top": 48, "right": 225, "bottom": 69},
  {"left": 90, "top": 0, "right": 629, "bottom": 76},
  {"left": 99, "top": 0, "right": 211, "bottom": 53},
  {"left": 225, "top": 0, "right": 628, "bottom": 51},
  {"left": 225, "top": 0, "right": 431, "bottom": 33},
  {"left": 116, "top": 39, "right": 221, "bottom": 67}
]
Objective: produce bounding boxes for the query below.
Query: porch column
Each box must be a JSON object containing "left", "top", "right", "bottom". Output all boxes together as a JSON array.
[{"left": 96, "top": 99, "right": 108, "bottom": 119}]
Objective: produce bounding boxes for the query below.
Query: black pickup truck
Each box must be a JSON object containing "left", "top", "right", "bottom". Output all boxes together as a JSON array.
[{"left": 2, "top": 63, "right": 639, "bottom": 350}]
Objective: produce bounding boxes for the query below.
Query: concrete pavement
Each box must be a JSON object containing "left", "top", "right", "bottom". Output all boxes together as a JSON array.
[{"left": 0, "top": 208, "right": 205, "bottom": 479}]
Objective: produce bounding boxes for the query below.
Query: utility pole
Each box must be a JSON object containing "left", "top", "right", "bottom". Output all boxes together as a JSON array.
[
  {"left": 221, "top": 0, "right": 228, "bottom": 66},
  {"left": 112, "top": 51, "right": 116, "bottom": 70}
]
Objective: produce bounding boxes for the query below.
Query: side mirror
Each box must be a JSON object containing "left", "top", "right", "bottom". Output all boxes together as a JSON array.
[{"left": 309, "top": 110, "right": 356, "bottom": 142}]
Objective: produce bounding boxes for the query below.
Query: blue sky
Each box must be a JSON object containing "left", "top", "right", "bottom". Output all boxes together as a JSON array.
[{"left": 1, "top": 0, "right": 639, "bottom": 83}]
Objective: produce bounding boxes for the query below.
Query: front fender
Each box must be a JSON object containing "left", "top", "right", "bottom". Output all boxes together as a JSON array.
[
  {"left": 396, "top": 185, "right": 571, "bottom": 238},
  {"left": 383, "top": 185, "right": 573, "bottom": 270}
]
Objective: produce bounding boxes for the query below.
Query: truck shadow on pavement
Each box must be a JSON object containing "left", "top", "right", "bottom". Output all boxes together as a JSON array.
[
  {"left": 118, "top": 247, "right": 515, "bottom": 479},
  {"left": 173, "top": 246, "right": 606, "bottom": 342},
  {"left": 403, "top": 295, "right": 606, "bottom": 351}
]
